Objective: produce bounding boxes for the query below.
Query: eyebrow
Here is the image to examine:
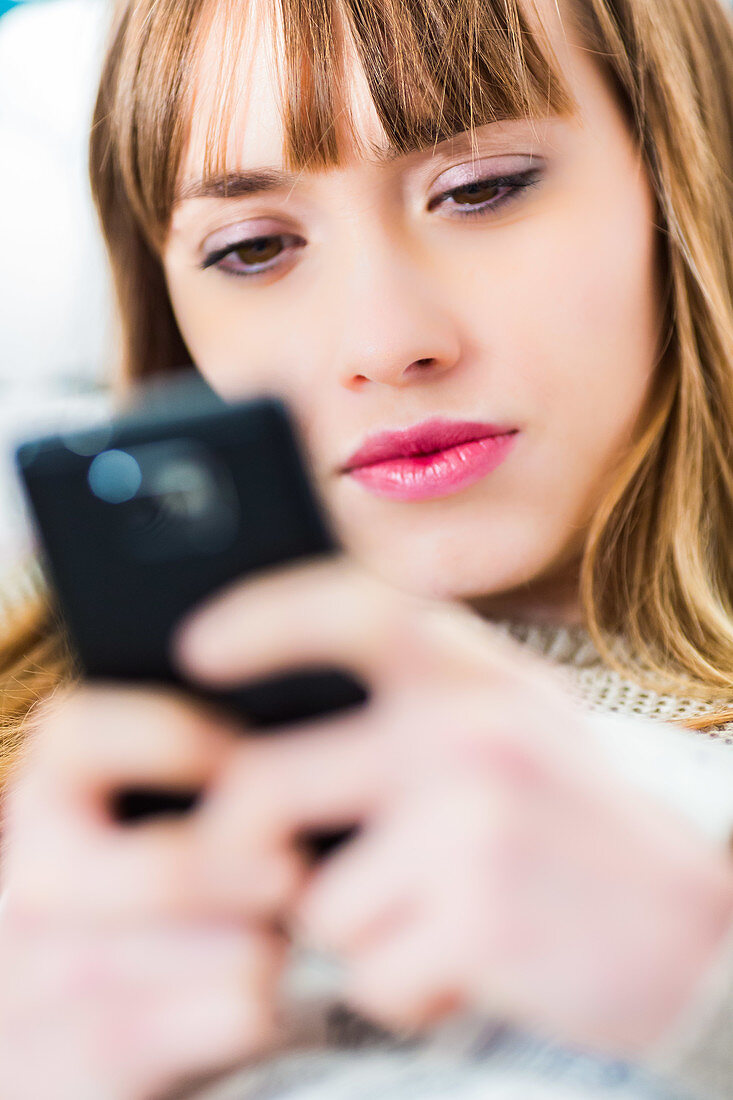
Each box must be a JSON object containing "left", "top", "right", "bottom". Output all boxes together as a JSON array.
[
  {"left": 175, "top": 166, "right": 325, "bottom": 205},
  {"left": 172, "top": 124, "right": 533, "bottom": 207}
]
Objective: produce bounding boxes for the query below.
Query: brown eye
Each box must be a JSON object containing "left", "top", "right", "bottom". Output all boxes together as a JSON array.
[
  {"left": 201, "top": 232, "right": 304, "bottom": 279},
  {"left": 430, "top": 169, "right": 543, "bottom": 220},
  {"left": 450, "top": 181, "right": 502, "bottom": 206},
  {"left": 234, "top": 236, "right": 283, "bottom": 264}
]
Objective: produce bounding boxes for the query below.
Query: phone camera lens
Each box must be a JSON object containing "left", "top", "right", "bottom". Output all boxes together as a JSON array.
[{"left": 88, "top": 450, "right": 142, "bottom": 504}]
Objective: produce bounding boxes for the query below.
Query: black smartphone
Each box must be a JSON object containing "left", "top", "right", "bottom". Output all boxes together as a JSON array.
[{"left": 14, "top": 369, "right": 368, "bottom": 855}]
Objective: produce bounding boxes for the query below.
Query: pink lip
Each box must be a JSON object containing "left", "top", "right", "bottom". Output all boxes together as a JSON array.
[{"left": 341, "top": 418, "right": 520, "bottom": 502}]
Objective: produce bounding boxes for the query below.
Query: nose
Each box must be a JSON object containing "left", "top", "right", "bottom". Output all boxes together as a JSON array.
[{"left": 332, "top": 234, "right": 462, "bottom": 391}]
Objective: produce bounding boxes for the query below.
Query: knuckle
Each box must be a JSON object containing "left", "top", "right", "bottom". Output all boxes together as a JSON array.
[
  {"left": 211, "top": 847, "right": 307, "bottom": 918},
  {"left": 255, "top": 850, "right": 308, "bottom": 912}
]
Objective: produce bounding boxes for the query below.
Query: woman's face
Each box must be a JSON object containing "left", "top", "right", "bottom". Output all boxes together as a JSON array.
[{"left": 161, "top": 0, "right": 665, "bottom": 623}]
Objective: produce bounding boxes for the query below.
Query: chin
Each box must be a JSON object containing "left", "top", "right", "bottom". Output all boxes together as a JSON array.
[
  {"left": 348, "top": 538, "right": 551, "bottom": 605},
  {"left": 330, "top": 486, "right": 583, "bottom": 607}
]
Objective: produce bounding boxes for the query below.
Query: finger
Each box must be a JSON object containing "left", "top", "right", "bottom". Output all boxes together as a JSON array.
[
  {"left": 67, "top": 924, "right": 285, "bottom": 1096},
  {"left": 141, "top": 923, "right": 286, "bottom": 1099},
  {"left": 20, "top": 683, "right": 239, "bottom": 816},
  {"left": 0, "top": 921, "right": 284, "bottom": 1100},
  {"left": 10, "top": 920, "right": 284, "bottom": 1008},
  {"left": 196, "top": 702, "right": 395, "bottom": 848},
  {"left": 4, "top": 683, "right": 350, "bottom": 921},
  {"left": 169, "top": 552, "right": 562, "bottom": 725},
  {"left": 196, "top": 686, "right": 515, "bottom": 853},
  {"left": 343, "top": 917, "right": 465, "bottom": 1034},
  {"left": 2, "top": 794, "right": 307, "bottom": 923},
  {"left": 140, "top": 982, "right": 277, "bottom": 1099},
  {"left": 169, "top": 554, "right": 444, "bottom": 690},
  {"left": 6, "top": 724, "right": 308, "bottom": 922},
  {"left": 292, "top": 812, "right": 420, "bottom": 954}
]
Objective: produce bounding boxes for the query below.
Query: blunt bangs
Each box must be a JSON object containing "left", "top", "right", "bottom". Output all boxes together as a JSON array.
[{"left": 106, "top": 0, "right": 579, "bottom": 246}]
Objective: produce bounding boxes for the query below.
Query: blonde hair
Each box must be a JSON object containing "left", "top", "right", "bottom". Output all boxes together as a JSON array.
[{"left": 2, "top": 0, "right": 733, "bottom": 786}]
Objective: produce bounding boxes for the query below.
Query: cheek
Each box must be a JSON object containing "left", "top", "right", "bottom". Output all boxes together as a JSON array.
[
  {"left": 570, "top": 209, "right": 660, "bottom": 391},
  {"left": 507, "top": 176, "right": 662, "bottom": 450},
  {"left": 165, "top": 270, "right": 314, "bottom": 403}
]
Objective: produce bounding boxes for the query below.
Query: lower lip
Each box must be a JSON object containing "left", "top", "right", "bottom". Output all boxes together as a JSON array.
[{"left": 345, "top": 431, "right": 520, "bottom": 501}]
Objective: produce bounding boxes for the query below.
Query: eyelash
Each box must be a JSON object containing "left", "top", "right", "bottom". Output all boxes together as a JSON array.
[{"left": 200, "top": 168, "right": 542, "bottom": 280}]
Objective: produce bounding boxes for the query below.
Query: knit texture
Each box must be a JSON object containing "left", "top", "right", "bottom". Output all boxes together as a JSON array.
[{"left": 489, "top": 616, "right": 733, "bottom": 743}]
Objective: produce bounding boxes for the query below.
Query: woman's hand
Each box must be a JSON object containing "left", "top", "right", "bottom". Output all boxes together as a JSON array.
[
  {"left": 0, "top": 683, "right": 307, "bottom": 1100},
  {"left": 173, "top": 553, "right": 733, "bottom": 1059}
]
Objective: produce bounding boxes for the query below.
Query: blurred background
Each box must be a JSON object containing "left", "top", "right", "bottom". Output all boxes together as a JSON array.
[{"left": 0, "top": 0, "right": 113, "bottom": 593}]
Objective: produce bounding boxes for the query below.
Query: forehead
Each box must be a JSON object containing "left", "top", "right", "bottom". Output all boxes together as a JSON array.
[{"left": 179, "top": 0, "right": 584, "bottom": 186}]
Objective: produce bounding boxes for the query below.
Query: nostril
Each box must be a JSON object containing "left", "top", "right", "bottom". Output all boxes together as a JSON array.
[{"left": 398, "top": 358, "right": 439, "bottom": 380}]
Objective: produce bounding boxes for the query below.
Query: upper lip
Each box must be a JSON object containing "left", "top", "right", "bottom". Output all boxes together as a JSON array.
[{"left": 340, "top": 418, "right": 519, "bottom": 471}]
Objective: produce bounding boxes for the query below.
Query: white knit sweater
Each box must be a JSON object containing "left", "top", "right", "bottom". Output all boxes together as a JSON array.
[
  {"left": 491, "top": 617, "right": 733, "bottom": 741},
  {"left": 188, "top": 617, "right": 733, "bottom": 1100}
]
